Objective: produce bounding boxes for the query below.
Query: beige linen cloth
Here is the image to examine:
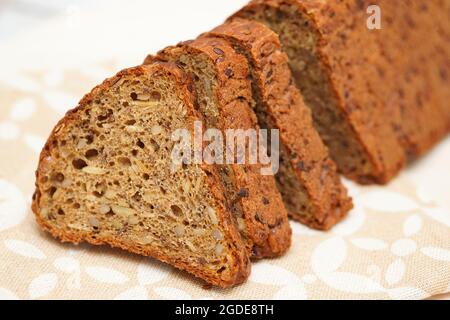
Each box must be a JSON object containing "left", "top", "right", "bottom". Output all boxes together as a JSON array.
[{"left": 0, "top": 1, "right": 449, "bottom": 300}]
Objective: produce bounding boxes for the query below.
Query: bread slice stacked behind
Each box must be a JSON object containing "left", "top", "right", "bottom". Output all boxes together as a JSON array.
[
  {"left": 149, "top": 36, "right": 292, "bottom": 258},
  {"left": 231, "top": 0, "right": 450, "bottom": 184},
  {"left": 207, "top": 19, "right": 352, "bottom": 230},
  {"left": 32, "top": 63, "right": 251, "bottom": 288}
]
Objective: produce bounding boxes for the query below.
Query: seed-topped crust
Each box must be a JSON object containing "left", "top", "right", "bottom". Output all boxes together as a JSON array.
[
  {"left": 207, "top": 19, "right": 352, "bottom": 229},
  {"left": 151, "top": 36, "right": 292, "bottom": 258}
]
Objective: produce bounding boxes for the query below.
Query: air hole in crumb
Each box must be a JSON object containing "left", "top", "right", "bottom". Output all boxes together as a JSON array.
[
  {"left": 113, "top": 180, "right": 120, "bottom": 186},
  {"left": 118, "top": 157, "right": 131, "bottom": 167},
  {"left": 136, "top": 139, "right": 145, "bottom": 149},
  {"left": 48, "top": 187, "right": 57, "bottom": 197},
  {"left": 93, "top": 191, "right": 103, "bottom": 198},
  {"left": 217, "top": 267, "right": 226, "bottom": 274},
  {"left": 72, "top": 159, "right": 87, "bottom": 170},
  {"left": 58, "top": 208, "right": 65, "bottom": 216},
  {"left": 40, "top": 176, "right": 48, "bottom": 183},
  {"left": 150, "top": 91, "right": 162, "bottom": 101},
  {"left": 73, "top": 203, "right": 81, "bottom": 209},
  {"left": 51, "top": 173, "right": 65, "bottom": 183},
  {"left": 126, "top": 120, "right": 136, "bottom": 126},
  {"left": 130, "top": 92, "right": 138, "bottom": 100},
  {"left": 97, "top": 109, "right": 113, "bottom": 122},
  {"left": 150, "top": 139, "right": 160, "bottom": 151},
  {"left": 95, "top": 181, "right": 104, "bottom": 189},
  {"left": 109, "top": 162, "right": 115, "bottom": 167},
  {"left": 160, "top": 187, "right": 167, "bottom": 195},
  {"left": 132, "top": 192, "right": 141, "bottom": 202},
  {"left": 85, "top": 149, "right": 99, "bottom": 159},
  {"left": 143, "top": 173, "right": 150, "bottom": 180},
  {"left": 131, "top": 150, "right": 138, "bottom": 157},
  {"left": 170, "top": 205, "right": 183, "bottom": 217},
  {"left": 86, "top": 135, "right": 94, "bottom": 144}
]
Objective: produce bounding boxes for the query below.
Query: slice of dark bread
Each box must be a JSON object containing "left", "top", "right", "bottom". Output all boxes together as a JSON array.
[
  {"left": 206, "top": 19, "right": 353, "bottom": 230},
  {"left": 231, "top": 0, "right": 450, "bottom": 185},
  {"left": 32, "top": 63, "right": 251, "bottom": 288},
  {"left": 372, "top": 0, "right": 450, "bottom": 161},
  {"left": 230, "top": 0, "right": 406, "bottom": 184},
  {"left": 146, "top": 36, "right": 292, "bottom": 258}
]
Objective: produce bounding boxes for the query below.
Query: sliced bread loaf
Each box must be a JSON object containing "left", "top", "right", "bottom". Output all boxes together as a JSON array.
[
  {"left": 206, "top": 19, "right": 353, "bottom": 230},
  {"left": 371, "top": 0, "right": 450, "bottom": 161},
  {"left": 232, "top": 0, "right": 450, "bottom": 184},
  {"left": 231, "top": 0, "right": 406, "bottom": 184},
  {"left": 32, "top": 63, "right": 250, "bottom": 288},
  {"left": 147, "top": 37, "right": 292, "bottom": 258}
]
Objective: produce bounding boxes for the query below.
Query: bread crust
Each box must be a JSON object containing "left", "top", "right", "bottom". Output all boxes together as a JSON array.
[
  {"left": 32, "top": 63, "right": 251, "bottom": 288},
  {"left": 231, "top": 0, "right": 450, "bottom": 184},
  {"left": 207, "top": 19, "right": 352, "bottom": 230},
  {"left": 152, "top": 37, "right": 292, "bottom": 258}
]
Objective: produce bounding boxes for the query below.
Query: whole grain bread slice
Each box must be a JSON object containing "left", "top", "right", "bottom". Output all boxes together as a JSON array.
[
  {"left": 230, "top": 0, "right": 406, "bottom": 184},
  {"left": 146, "top": 37, "right": 292, "bottom": 258},
  {"left": 206, "top": 19, "right": 352, "bottom": 230},
  {"left": 32, "top": 63, "right": 250, "bottom": 288}
]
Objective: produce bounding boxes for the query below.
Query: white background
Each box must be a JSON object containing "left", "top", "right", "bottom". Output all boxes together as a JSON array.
[{"left": 0, "top": 0, "right": 248, "bottom": 72}]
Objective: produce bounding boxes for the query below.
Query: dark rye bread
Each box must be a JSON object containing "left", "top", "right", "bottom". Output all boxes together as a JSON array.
[
  {"left": 32, "top": 63, "right": 250, "bottom": 288},
  {"left": 206, "top": 19, "right": 352, "bottom": 229},
  {"left": 229, "top": 0, "right": 395, "bottom": 184},
  {"left": 146, "top": 36, "right": 292, "bottom": 258},
  {"left": 232, "top": 0, "right": 450, "bottom": 184},
  {"left": 373, "top": 0, "right": 450, "bottom": 160}
]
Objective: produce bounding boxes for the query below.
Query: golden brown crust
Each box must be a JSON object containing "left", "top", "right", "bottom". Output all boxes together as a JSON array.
[
  {"left": 153, "top": 37, "right": 292, "bottom": 258},
  {"left": 207, "top": 19, "right": 352, "bottom": 230},
  {"left": 32, "top": 63, "right": 250, "bottom": 288},
  {"left": 231, "top": 0, "right": 450, "bottom": 184}
]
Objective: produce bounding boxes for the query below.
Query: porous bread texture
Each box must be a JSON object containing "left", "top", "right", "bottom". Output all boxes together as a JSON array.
[
  {"left": 32, "top": 63, "right": 250, "bottom": 288},
  {"left": 231, "top": 0, "right": 403, "bottom": 184},
  {"left": 207, "top": 19, "right": 353, "bottom": 230},
  {"left": 231, "top": 0, "right": 450, "bottom": 184},
  {"left": 149, "top": 36, "right": 292, "bottom": 258},
  {"left": 373, "top": 0, "right": 450, "bottom": 160}
]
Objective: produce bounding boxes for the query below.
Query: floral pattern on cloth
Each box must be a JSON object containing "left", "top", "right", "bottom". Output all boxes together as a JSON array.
[{"left": 0, "top": 65, "right": 449, "bottom": 300}]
